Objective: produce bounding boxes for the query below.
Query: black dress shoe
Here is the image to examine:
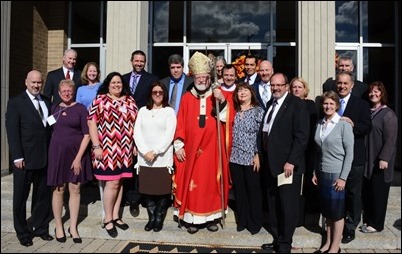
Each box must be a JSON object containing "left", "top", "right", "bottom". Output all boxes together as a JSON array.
[
  {"left": 19, "top": 237, "right": 33, "bottom": 247},
  {"left": 206, "top": 222, "right": 219, "bottom": 232},
  {"left": 130, "top": 203, "right": 140, "bottom": 217},
  {"left": 261, "top": 243, "right": 276, "bottom": 253},
  {"left": 261, "top": 242, "right": 276, "bottom": 252},
  {"left": 36, "top": 232, "right": 54, "bottom": 241},
  {"left": 236, "top": 226, "right": 245, "bottom": 232},
  {"left": 261, "top": 242, "right": 275, "bottom": 249},
  {"left": 341, "top": 231, "right": 355, "bottom": 244}
]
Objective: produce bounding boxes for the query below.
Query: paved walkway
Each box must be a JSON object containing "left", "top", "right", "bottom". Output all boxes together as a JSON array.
[
  {"left": 1, "top": 170, "right": 400, "bottom": 253},
  {"left": 1, "top": 231, "right": 401, "bottom": 253}
]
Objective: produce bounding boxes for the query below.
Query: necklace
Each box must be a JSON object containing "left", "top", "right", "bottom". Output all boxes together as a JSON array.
[{"left": 151, "top": 108, "right": 161, "bottom": 118}]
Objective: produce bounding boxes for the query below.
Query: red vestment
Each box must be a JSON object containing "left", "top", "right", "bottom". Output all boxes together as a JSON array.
[
  {"left": 173, "top": 88, "right": 231, "bottom": 224},
  {"left": 221, "top": 89, "right": 236, "bottom": 158}
]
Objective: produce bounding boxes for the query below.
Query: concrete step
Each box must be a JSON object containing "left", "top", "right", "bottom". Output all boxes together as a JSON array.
[{"left": 1, "top": 174, "right": 401, "bottom": 249}]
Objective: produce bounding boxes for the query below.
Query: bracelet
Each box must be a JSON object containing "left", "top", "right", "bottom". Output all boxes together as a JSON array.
[{"left": 92, "top": 145, "right": 101, "bottom": 149}]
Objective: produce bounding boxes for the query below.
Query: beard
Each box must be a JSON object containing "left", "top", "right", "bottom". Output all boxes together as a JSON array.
[{"left": 194, "top": 83, "right": 209, "bottom": 93}]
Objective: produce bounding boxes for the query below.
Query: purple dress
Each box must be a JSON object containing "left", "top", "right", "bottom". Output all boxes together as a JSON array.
[{"left": 47, "top": 103, "right": 93, "bottom": 186}]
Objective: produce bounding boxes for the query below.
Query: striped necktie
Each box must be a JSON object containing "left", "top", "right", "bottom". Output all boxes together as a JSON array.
[{"left": 131, "top": 74, "right": 140, "bottom": 94}]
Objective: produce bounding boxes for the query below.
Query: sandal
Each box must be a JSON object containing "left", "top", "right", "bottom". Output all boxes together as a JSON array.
[
  {"left": 102, "top": 220, "right": 118, "bottom": 238},
  {"left": 187, "top": 226, "right": 199, "bottom": 234},
  {"left": 113, "top": 218, "right": 129, "bottom": 230}
]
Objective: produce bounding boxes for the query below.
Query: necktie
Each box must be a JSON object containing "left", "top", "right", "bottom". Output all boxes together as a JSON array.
[
  {"left": 131, "top": 74, "right": 139, "bottom": 94},
  {"left": 34, "top": 96, "right": 44, "bottom": 120},
  {"left": 245, "top": 76, "right": 250, "bottom": 84},
  {"left": 66, "top": 70, "right": 71, "bottom": 80},
  {"left": 266, "top": 100, "right": 277, "bottom": 125},
  {"left": 263, "top": 99, "right": 277, "bottom": 148},
  {"left": 169, "top": 82, "right": 178, "bottom": 109},
  {"left": 262, "top": 84, "right": 270, "bottom": 106},
  {"left": 338, "top": 99, "right": 346, "bottom": 116}
]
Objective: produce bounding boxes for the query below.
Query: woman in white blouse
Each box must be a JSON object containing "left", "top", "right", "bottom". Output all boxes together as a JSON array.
[{"left": 133, "top": 81, "right": 177, "bottom": 232}]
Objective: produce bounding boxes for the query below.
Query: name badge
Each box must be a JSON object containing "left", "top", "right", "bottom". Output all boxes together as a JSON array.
[
  {"left": 47, "top": 115, "right": 57, "bottom": 126},
  {"left": 119, "top": 106, "right": 127, "bottom": 113},
  {"left": 262, "top": 123, "right": 269, "bottom": 132}
]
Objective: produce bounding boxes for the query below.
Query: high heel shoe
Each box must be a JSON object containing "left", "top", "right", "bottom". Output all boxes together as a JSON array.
[
  {"left": 54, "top": 228, "right": 66, "bottom": 243},
  {"left": 68, "top": 227, "right": 82, "bottom": 244}
]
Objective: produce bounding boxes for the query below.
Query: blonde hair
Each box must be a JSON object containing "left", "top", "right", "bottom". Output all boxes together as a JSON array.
[
  {"left": 81, "top": 62, "right": 100, "bottom": 84},
  {"left": 290, "top": 77, "right": 310, "bottom": 99},
  {"left": 58, "top": 79, "right": 75, "bottom": 90}
]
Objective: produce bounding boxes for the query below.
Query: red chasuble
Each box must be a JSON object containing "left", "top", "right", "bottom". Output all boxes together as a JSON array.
[{"left": 173, "top": 88, "right": 231, "bottom": 223}]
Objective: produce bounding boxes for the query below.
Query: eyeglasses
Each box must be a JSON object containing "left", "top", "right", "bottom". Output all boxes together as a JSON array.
[
  {"left": 60, "top": 90, "right": 74, "bottom": 94},
  {"left": 270, "top": 83, "right": 286, "bottom": 88},
  {"left": 152, "top": 91, "right": 164, "bottom": 96}
]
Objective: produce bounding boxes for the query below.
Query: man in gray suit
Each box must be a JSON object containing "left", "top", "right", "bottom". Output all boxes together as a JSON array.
[{"left": 160, "top": 54, "right": 193, "bottom": 114}]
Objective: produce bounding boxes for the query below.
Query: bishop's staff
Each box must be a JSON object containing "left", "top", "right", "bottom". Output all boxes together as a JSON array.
[{"left": 211, "top": 57, "right": 226, "bottom": 229}]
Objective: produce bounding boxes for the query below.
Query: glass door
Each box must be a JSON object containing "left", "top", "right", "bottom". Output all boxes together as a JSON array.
[{"left": 185, "top": 44, "right": 269, "bottom": 79}]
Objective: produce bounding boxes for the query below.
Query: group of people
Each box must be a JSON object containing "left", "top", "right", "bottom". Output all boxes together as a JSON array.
[{"left": 6, "top": 49, "right": 398, "bottom": 254}]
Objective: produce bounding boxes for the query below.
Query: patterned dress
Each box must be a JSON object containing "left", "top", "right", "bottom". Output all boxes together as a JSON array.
[{"left": 88, "top": 94, "right": 138, "bottom": 180}]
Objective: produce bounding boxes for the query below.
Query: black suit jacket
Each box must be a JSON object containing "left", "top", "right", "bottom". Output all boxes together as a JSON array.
[
  {"left": 239, "top": 74, "right": 261, "bottom": 86},
  {"left": 260, "top": 93, "right": 310, "bottom": 177},
  {"left": 122, "top": 70, "right": 159, "bottom": 109},
  {"left": 252, "top": 81, "right": 268, "bottom": 111},
  {"left": 43, "top": 67, "right": 82, "bottom": 105},
  {"left": 160, "top": 75, "right": 193, "bottom": 100},
  {"left": 342, "top": 94, "right": 372, "bottom": 166},
  {"left": 6, "top": 92, "right": 51, "bottom": 169}
]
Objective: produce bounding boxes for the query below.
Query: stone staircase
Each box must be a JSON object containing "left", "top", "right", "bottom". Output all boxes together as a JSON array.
[{"left": 1, "top": 173, "right": 400, "bottom": 249}]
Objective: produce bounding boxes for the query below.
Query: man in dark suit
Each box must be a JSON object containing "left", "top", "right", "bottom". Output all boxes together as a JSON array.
[
  {"left": 6, "top": 70, "right": 54, "bottom": 247},
  {"left": 253, "top": 60, "right": 274, "bottom": 111},
  {"left": 335, "top": 71, "right": 372, "bottom": 244},
  {"left": 43, "top": 49, "right": 82, "bottom": 105},
  {"left": 160, "top": 54, "right": 193, "bottom": 114},
  {"left": 259, "top": 73, "right": 309, "bottom": 253},
  {"left": 122, "top": 50, "right": 159, "bottom": 217},
  {"left": 239, "top": 54, "right": 261, "bottom": 86},
  {"left": 323, "top": 55, "right": 368, "bottom": 100}
]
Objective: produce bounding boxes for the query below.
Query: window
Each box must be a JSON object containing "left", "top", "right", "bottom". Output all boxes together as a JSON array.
[{"left": 69, "top": 1, "right": 107, "bottom": 79}]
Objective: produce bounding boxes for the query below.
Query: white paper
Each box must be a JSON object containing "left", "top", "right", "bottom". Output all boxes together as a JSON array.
[{"left": 277, "top": 172, "right": 293, "bottom": 186}]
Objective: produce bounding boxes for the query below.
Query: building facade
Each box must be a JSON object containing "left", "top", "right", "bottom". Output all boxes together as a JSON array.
[{"left": 1, "top": 1, "right": 400, "bottom": 170}]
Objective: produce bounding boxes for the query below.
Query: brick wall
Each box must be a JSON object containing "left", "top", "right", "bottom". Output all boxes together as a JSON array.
[
  {"left": 9, "top": 1, "right": 68, "bottom": 97},
  {"left": 46, "top": 1, "right": 68, "bottom": 74}
]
